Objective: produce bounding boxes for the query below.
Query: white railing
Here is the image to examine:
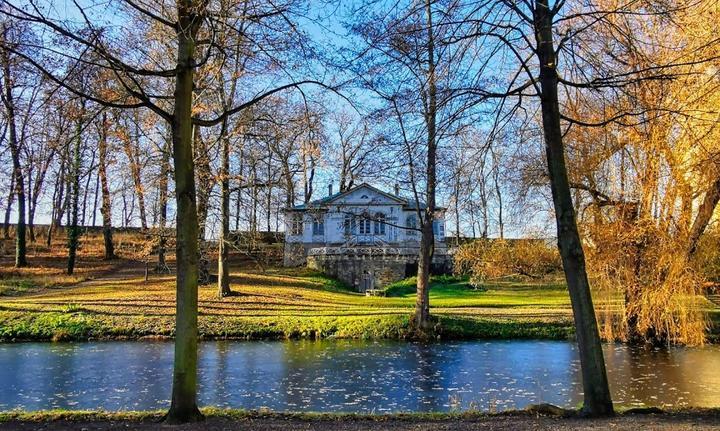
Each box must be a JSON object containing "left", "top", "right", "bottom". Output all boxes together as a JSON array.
[{"left": 308, "top": 246, "right": 413, "bottom": 256}]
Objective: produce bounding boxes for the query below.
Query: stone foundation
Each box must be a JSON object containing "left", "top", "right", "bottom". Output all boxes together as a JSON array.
[
  {"left": 307, "top": 250, "right": 452, "bottom": 292},
  {"left": 283, "top": 242, "right": 325, "bottom": 267}
]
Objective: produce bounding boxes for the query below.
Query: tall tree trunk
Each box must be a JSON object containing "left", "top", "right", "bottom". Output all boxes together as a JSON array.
[
  {"left": 234, "top": 148, "right": 243, "bottom": 231},
  {"left": 28, "top": 148, "right": 55, "bottom": 243},
  {"left": 47, "top": 167, "right": 63, "bottom": 247},
  {"left": 157, "top": 136, "right": 170, "bottom": 271},
  {"left": 166, "top": 1, "right": 203, "bottom": 421},
  {"left": 534, "top": 0, "right": 613, "bottom": 416},
  {"left": 218, "top": 123, "right": 232, "bottom": 298},
  {"left": 121, "top": 119, "right": 148, "bottom": 230},
  {"left": 26, "top": 167, "right": 34, "bottom": 242},
  {"left": 266, "top": 150, "right": 273, "bottom": 232},
  {"left": 193, "top": 125, "right": 211, "bottom": 284},
  {"left": 91, "top": 167, "right": 99, "bottom": 226},
  {"left": 81, "top": 149, "right": 96, "bottom": 226},
  {"left": 67, "top": 104, "right": 84, "bottom": 275},
  {"left": 493, "top": 164, "right": 504, "bottom": 239},
  {"left": 54, "top": 158, "right": 67, "bottom": 230},
  {"left": 1, "top": 42, "right": 27, "bottom": 267},
  {"left": 3, "top": 169, "right": 14, "bottom": 239},
  {"left": 454, "top": 174, "right": 461, "bottom": 245},
  {"left": 251, "top": 163, "right": 259, "bottom": 232},
  {"left": 415, "top": 0, "right": 437, "bottom": 330},
  {"left": 98, "top": 112, "right": 115, "bottom": 260}
]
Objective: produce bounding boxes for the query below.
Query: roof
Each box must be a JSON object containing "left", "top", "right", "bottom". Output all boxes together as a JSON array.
[{"left": 286, "top": 183, "right": 445, "bottom": 211}]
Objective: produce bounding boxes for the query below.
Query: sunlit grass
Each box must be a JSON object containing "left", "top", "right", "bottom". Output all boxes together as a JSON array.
[
  {"left": 1, "top": 229, "right": 716, "bottom": 342},
  {"left": 0, "top": 264, "right": 580, "bottom": 341}
]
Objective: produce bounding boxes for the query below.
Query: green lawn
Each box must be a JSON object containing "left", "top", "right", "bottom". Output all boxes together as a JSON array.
[
  {"left": 1, "top": 260, "right": 718, "bottom": 342},
  {"left": 0, "top": 263, "right": 580, "bottom": 341}
]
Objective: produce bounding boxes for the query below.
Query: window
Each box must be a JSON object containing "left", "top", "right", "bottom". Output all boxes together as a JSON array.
[
  {"left": 374, "top": 213, "right": 386, "bottom": 235},
  {"left": 406, "top": 215, "right": 417, "bottom": 235},
  {"left": 406, "top": 215, "right": 417, "bottom": 229},
  {"left": 344, "top": 214, "right": 356, "bottom": 235},
  {"left": 433, "top": 221, "right": 445, "bottom": 237},
  {"left": 312, "top": 216, "right": 324, "bottom": 236},
  {"left": 290, "top": 214, "right": 303, "bottom": 235},
  {"left": 359, "top": 217, "right": 372, "bottom": 235}
]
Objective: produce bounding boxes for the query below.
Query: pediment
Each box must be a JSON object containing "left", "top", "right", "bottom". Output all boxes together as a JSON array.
[{"left": 326, "top": 184, "right": 406, "bottom": 206}]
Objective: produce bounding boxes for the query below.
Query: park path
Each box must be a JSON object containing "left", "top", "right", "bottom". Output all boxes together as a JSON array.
[{"left": 77, "top": 259, "right": 161, "bottom": 287}]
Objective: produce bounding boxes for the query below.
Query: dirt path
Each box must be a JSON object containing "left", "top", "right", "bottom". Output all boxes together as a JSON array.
[
  {"left": 2, "top": 413, "right": 720, "bottom": 431},
  {"left": 83, "top": 260, "right": 149, "bottom": 282}
]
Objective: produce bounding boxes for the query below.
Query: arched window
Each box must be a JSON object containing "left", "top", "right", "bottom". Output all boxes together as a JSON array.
[{"left": 374, "top": 213, "right": 386, "bottom": 235}]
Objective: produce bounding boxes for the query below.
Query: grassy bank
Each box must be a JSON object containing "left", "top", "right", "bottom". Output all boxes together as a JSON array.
[
  {"left": 1, "top": 229, "right": 717, "bottom": 342},
  {"left": 0, "top": 262, "right": 578, "bottom": 341}
]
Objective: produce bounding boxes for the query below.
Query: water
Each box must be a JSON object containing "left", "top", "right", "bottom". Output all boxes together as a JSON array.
[{"left": 0, "top": 340, "right": 718, "bottom": 412}]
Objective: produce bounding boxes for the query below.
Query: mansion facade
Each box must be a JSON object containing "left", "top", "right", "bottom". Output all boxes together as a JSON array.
[{"left": 283, "top": 183, "right": 450, "bottom": 291}]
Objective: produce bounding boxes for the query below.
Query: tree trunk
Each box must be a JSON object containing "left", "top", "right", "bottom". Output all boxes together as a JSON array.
[
  {"left": 28, "top": 148, "right": 55, "bottom": 243},
  {"left": 98, "top": 112, "right": 115, "bottom": 260},
  {"left": 235, "top": 148, "right": 244, "bottom": 231},
  {"left": 91, "top": 165, "right": 100, "bottom": 226},
  {"left": 27, "top": 167, "right": 34, "bottom": 243},
  {"left": 454, "top": 174, "right": 461, "bottom": 245},
  {"left": 533, "top": 0, "right": 613, "bottom": 416},
  {"left": 493, "top": 163, "right": 503, "bottom": 239},
  {"left": 67, "top": 105, "right": 84, "bottom": 275},
  {"left": 687, "top": 173, "right": 720, "bottom": 256},
  {"left": 157, "top": 136, "right": 170, "bottom": 271},
  {"left": 54, "top": 158, "right": 67, "bottom": 230},
  {"left": 66, "top": 103, "right": 86, "bottom": 275},
  {"left": 3, "top": 169, "right": 14, "bottom": 240},
  {"left": 193, "top": 125, "right": 211, "bottom": 285},
  {"left": 266, "top": 149, "right": 273, "bottom": 232},
  {"left": 121, "top": 117, "right": 148, "bottom": 230},
  {"left": 46, "top": 167, "right": 63, "bottom": 247},
  {"left": 166, "top": 1, "right": 203, "bottom": 422},
  {"left": 1, "top": 43, "right": 27, "bottom": 267},
  {"left": 218, "top": 124, "right": 232, "bottom": 298},
  {"left": 414, "top": 0, "right": 437, "bottom": 330},
  {"left": 81, "top": 148, "right": 96, "bottom": 226}
]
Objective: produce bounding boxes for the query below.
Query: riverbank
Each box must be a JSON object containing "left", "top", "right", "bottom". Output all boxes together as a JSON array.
[{"left": 1, "top": 409, "right": 719, "bottom": 430}]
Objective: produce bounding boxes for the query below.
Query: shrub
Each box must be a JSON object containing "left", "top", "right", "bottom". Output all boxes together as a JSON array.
[{"left": 453, "top": 239, "right": 561, "bottom": 284}]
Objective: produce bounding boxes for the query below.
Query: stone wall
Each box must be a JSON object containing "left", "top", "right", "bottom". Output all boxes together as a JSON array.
[
  {"left": 283, "top": 242, "right": 326, "bottom": 267},
  {"left": 307, "top": 252, "right": 453, "bottom": 292},
  {"left": 307, "top": 254, "right": 408, "bottom": 292}
]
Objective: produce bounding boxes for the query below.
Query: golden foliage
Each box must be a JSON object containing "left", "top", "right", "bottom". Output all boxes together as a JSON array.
[
  {"left": 453, "top": 239, "right": 562, "bottom": 286},
  {"left": 586, "top": 217, "right": 708, "bottom": 346}
]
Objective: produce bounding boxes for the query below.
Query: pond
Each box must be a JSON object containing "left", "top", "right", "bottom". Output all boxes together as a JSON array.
[{"left": 0, "top": 340, "right": 718, "bottom": 412}]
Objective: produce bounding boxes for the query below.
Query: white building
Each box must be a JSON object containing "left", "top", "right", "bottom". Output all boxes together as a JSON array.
[{"left": 283, "top": 183, "right": 450, "bottom": 291}]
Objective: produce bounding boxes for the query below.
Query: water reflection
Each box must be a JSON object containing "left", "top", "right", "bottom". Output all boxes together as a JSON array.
[{"left": 0, "top": 340, "right": 718, "bottom": 412}]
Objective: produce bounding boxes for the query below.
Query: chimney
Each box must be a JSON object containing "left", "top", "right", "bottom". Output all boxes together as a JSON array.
[
  {"left": 328, "top": 183, "right": 333, "bottom": 197},
  {"left": 394, "top": 183, "right": 400, "bottom": 196}
]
